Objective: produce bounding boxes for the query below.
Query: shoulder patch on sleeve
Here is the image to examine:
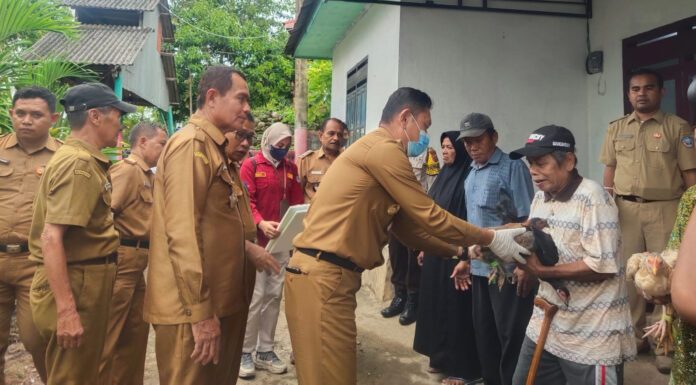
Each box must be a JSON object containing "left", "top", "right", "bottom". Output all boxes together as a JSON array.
[
  {"left": 298, "top": 150, "right": 314, "bottom": 159},
  {"left": 681, "top": 135, "right": 694, "bottom": 149},
  {"left": 194, "top": 151, "right": 209, "bottom": 165}
]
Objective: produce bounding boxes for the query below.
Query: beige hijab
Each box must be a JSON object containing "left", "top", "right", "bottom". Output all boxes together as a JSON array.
[{"left": 261, "top": 122, "right": 293, "bottom": 167}]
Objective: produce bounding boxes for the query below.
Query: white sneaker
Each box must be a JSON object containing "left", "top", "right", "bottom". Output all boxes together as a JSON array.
[
  {"left": 239, "top": 353, "right": 256, "bottom": 378},
  {"left": 254, "top": 351, "right": 287, "bottom": 374}
]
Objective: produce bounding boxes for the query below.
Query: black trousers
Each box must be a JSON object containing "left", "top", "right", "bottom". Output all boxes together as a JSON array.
[
  {"left": 388, "top": 235, "right": 421, "bottom": 294},
  {"left": 472, "top": 275, "right": 535, "bottom": 385}
]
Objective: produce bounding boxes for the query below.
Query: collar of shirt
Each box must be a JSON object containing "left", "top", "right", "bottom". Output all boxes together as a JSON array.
[
  {"left": 65, "top": 135, "right": 110, "bottom": 165},
  {"left": 627, "top": 110, "right": 665, "bottom": 124},
  {"left": 256, "top": 151, "right": 287, "bottom": 169},
  {"left": 543, "top": 169, "right": 583, "bottom": 202},
  {"left": 4, "top": 133, "right": 59, "bottom": 153},
  {"left": 188, "top": 113, "right": 227, "bottom": 147},
  {"left": 128, "top": 153, "right": 151, "bottom": 173},
  {"left": 470, "top": 147, "right": 503, "bottom": 170}
]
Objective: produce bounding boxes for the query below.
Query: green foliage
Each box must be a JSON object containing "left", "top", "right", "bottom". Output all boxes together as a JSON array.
[
  {"left": 169, "top": 0, "right": 294, "bottom": 122},
  {"left": 307, "top": 60, "right": 332, "bottom": 130},
  {"left": 0, "top": 0, "right": 92, "bottom": 135}
]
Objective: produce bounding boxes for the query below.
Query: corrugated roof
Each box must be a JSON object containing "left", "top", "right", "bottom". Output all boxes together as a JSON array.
[
  {"left": 24, "top": 24, "right": 151, "bottom": 66},
  {"left": 62, "top": 0, "right": 159, "bottom": 11}
]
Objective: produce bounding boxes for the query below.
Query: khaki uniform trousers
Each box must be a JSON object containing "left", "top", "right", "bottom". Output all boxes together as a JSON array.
[
  {"left": 30, "top": 262, "right": 116, "bottom": 385},
  {"left": 285, "top": 251, "right": 362, "bottom": 385},
  {"left": 153, "top": 312, "right": 248, "bottom": 385},
  {"left": 0, "top": 252, "right": 46, "bottom": 385},
  {"left": 616, "top": 197, "right": 679, "bottom": 339},
  {"left": 99, "top": 245, "right": 149, "bottom": 385}
]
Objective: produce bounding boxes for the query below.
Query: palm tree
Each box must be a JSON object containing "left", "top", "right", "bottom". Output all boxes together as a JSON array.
[{"left": 0, "top": 0, "right": 95, "bottom": 135}]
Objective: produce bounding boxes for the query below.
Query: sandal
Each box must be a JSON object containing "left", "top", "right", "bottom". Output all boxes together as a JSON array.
[{"left": 442, "top": 377, "right": 466, "bottom": 385}]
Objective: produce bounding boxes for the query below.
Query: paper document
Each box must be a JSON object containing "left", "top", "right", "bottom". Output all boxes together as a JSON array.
[{"left": 265, "top": 204, "right": 310, "bottom": 254}]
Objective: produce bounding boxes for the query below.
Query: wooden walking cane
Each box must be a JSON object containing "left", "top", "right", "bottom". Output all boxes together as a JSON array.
[{"left": 525, "top": 297, "right": 559, "bottom": 385}]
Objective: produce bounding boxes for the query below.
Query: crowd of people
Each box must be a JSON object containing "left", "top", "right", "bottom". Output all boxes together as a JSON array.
[{"left": 1, "top": 63, "right": 696, "bottom": 385}]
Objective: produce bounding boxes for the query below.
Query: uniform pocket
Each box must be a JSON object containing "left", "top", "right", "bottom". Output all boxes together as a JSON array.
[
  {"left": 139, "top": 188, "right": 153, "bottom": 204},
  {"left": 613, "top": 140, "right": 635, "bottom": 152},
  {"left": 0, "top": 164, "right": 13, "bottom": 177},
  {"left": 646, "top": 140, "right": 671, "bottom": 169}
]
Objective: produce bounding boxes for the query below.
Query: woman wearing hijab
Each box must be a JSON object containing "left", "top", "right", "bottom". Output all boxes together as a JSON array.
[
  {"left": 413, "top": 131, "right": 481, "bottom": 385},
  {"left": 239, "top": 123, "right": 304, "bottom": 378}
]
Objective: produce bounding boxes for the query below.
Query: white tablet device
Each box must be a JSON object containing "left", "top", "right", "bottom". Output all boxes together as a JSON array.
[{"left": 265, "top": 204, "right": 310, "bottom": 254}]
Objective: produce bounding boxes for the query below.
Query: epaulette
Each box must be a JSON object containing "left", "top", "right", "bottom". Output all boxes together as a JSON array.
[
  {"left": 609, "top": 114, "right": 630, "bottom": 125},
  {"left": 298, "top": 149, "right": 315, "bottom": 159},
  {"left": 54, "top": 137, "right": 64, "bottom": 144},
  {"left": 193, "top": 126, "right": 206, "bottom": 142},
  {"left": 124, "top": 158, "right": 137, "bottom": 165}
]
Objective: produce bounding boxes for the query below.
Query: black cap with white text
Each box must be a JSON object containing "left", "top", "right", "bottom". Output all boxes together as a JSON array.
[{"left": 509, "top": 125, "right": 576, "bottom": 160}]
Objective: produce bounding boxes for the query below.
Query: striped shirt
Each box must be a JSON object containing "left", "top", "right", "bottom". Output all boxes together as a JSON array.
[
  {"left": 465, "top": 148, "right": 534, "bottom": 276},
  {"left": 525, "top": 177, "right": 636, "bottom": 365}
]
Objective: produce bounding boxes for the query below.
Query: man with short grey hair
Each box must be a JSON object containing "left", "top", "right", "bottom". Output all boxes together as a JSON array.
[{"left": 457, "top": 112, "right": 535, "bottom": 385}]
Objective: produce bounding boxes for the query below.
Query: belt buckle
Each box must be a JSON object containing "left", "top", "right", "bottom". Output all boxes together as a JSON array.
[{"left": 6, "top": 244, "right": 21, "bottom": 253}]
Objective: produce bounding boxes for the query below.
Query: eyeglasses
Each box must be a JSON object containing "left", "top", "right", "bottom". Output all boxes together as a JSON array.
[{"left": 233, "top": 130, "right": 255, "bottom": 143}]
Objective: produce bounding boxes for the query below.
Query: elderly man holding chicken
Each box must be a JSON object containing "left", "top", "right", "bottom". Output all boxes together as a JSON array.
[{"left": 507, "top": 125, "right": 636, "bottom": 385}]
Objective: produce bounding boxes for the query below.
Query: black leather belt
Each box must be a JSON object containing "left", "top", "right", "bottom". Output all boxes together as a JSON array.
[
  {"left": 617, "top": 195, "right": 654, "bottom": 203},
  {"left": 68, "top": 252, "right": 118, "bottom": 266},
  {"left": 120, "top": 238, "right": 149, "bottom": 249},
  {"left": 0, "top": 242, "right": 29, "bottom": 254},
  {"left": 296, "top": 248, "right": 364, "bottom": 273}
]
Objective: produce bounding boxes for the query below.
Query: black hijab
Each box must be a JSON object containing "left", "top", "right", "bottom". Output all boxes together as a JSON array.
[{"left": 428, "top": 131, "right": 472, "bottom": 220}]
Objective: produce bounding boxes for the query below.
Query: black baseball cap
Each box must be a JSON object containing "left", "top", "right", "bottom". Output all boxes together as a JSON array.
[
  {"left": 457, "top": 112, "right": 494, "bottom": 140},
  {"left": 60, "top": 82, "right": 136, "bottom": 114},
  {"left": 509, "top": 125, "right": 576, "bottom": 160}
]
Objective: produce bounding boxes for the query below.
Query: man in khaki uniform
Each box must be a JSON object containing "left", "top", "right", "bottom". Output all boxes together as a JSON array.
[
  {"left": 28, "top": 82, "right": 136, "bottom": 385},
  {"left": 600, "top": 68, "right": 696, "bottom": 369},
  {"left": 0, "top": 87, "right": 60, "bottom": 384},
  {"left": 297, "top": 117, "right": 347, "bottom": 202},
  {"left": 285, "top": 87, "right": 530, "bottom": 385},
  {"left": 98, "top": 122, "right": 168, "bottom": 384},
  {"left": 143, "top": 66, "right": 279, "bottom": 385}
]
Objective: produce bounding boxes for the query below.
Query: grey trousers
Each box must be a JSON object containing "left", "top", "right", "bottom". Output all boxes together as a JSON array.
[{"left": 512, "top": 337, "right": 623, "bottom": 385}]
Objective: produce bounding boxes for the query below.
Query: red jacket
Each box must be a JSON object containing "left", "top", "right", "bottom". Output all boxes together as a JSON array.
[{"left": 240, "top": 152, "right": 304, "bottom": 246}]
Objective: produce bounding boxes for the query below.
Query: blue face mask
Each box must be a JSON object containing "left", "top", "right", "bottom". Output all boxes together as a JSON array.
[
  {"left": 269, "top": 146, "right": 289, "bottom": 161},
  {"left": 403, "top": 114, "right": 430, "bottom": 157}
]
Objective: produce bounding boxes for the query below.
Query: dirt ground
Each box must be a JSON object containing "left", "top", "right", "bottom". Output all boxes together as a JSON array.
[{"left": 6, "top": 289, "right": 671, "bottom": 384}]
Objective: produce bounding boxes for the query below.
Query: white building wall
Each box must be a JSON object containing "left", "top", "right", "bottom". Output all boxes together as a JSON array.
[
  {"left": 331, "top": 5, "right": 401, "bottom": 131},
  {"left": 398, "top": 8, "right": 589, "bottom": 176},
  {"left": 586, "top": 1, "right": 696, "bottom": 180}
]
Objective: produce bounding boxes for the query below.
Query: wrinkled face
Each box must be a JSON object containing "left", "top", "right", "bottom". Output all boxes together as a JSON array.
[
  {"left": 628, "top": 74, "right": 664, "bottom": 114},
  {"left": 527, "top": 153, "right": 574, "bottom": 194},
  {"left": 319, "top": 120, "right": 345, "bottom": 153},
  {"left": 9, "top": 98, "right": 57, "bottom": 143},
  {"left": 210, "top": 73, "right": 251, "bottom": 133},
  {"left": 94, "top": 107, "right": 123, "bottom": 148},
  {"left": 441, "top": 137, "right": 455, "bottom": 165},
  {"left": 140, "top": 129, "right": 168, "bottom": 167},
  {"left": 462, "top": 132, "right": 497, "bottom": 165}
]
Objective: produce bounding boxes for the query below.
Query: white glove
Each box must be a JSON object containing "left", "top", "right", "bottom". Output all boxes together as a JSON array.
[{"left": 486, "top": 227, "right": 530, "bottom": 264}]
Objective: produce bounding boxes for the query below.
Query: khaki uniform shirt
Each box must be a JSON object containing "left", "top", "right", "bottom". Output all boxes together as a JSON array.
[
  {"left": 297, "top": 147, "right": 340, "bottom": 202},
  {"left": 108, "top": 154, "right": 154, "bottom": 240},
  {"left": 600, "top": 111, "right": 696, "bottom": 200},
  {"left": 293, "top": 127, "right": 489, "bottom": 270},
  {"left": 0, "top": 133, "right": 61, "bottom": 245},
  {"left": 29, "top": 136, "right": 119, "bottom": 262},
  {"left": 144, "top": 113, "right": 256, "bottom": 325}
]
